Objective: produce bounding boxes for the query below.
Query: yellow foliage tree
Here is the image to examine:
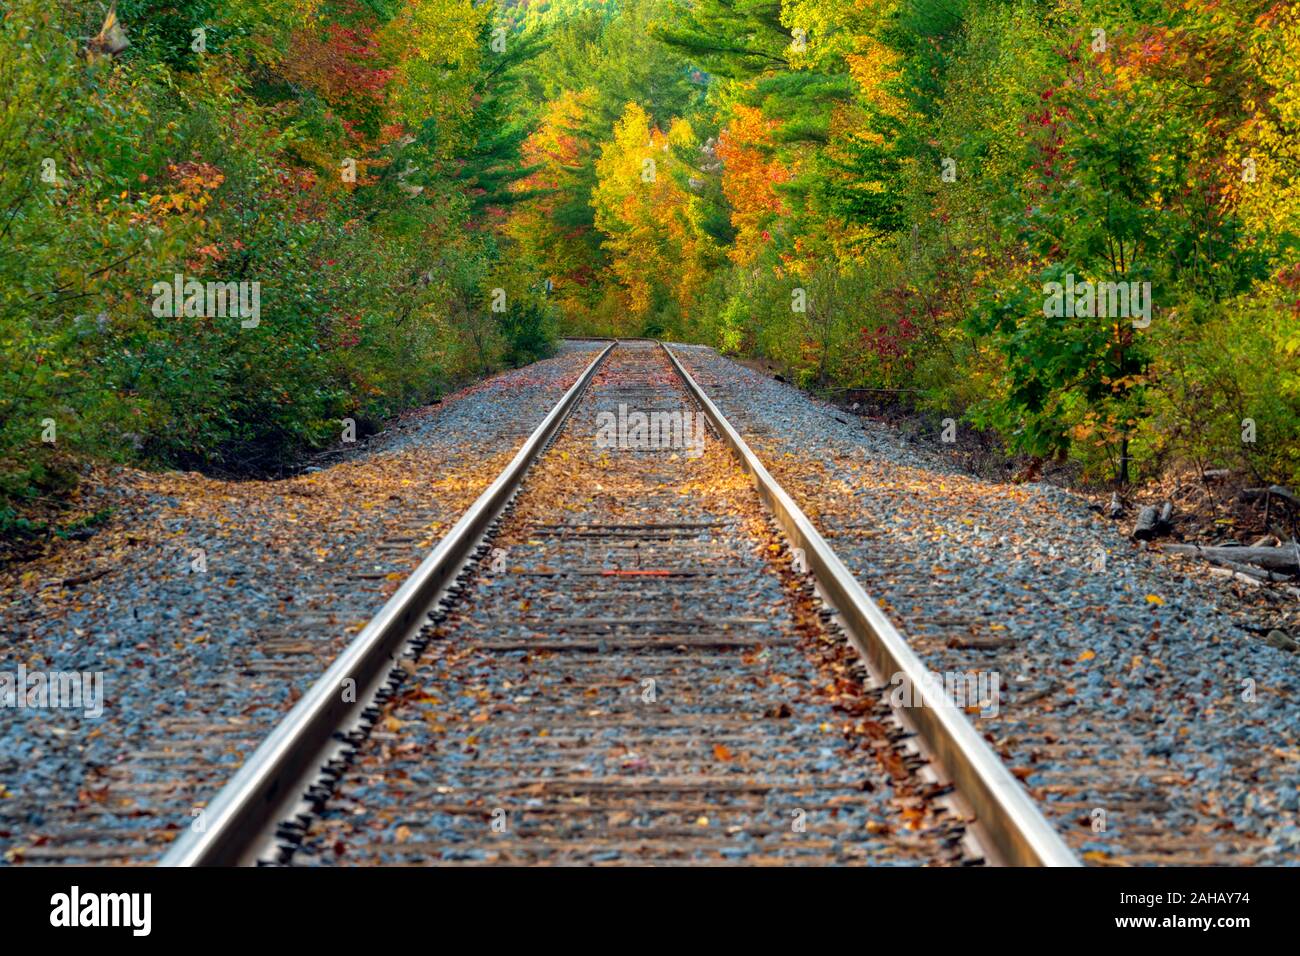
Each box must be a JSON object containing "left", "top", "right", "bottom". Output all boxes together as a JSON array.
[{"left": 591, "top": 103, "right": 717, "bottom": 325}]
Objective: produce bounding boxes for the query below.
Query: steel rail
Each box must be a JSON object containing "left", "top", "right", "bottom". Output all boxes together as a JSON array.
[
  {"left": 160, "top": 341, "right": 616, "bottom": 866},
  {"left": 661, "top": 342, "right": 1080, "bottom": 867}
]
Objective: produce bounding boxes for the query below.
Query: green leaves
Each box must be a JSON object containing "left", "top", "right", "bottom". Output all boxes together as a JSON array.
[{"left": 1, "top": 0, "right": 557, "bottom": 509}]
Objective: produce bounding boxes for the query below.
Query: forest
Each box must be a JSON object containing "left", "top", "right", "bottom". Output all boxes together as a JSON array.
[{"left": 3, "top": 0, "right": 1298, "bottom": 525}]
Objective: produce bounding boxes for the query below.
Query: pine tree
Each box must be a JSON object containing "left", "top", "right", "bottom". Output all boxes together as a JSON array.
[{"left": 456, "top": 21, "right": 548, "bottom": 218}]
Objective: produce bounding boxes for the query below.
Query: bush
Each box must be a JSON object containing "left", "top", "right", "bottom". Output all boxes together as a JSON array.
[{"left": 1, "top": 0, "right": 551, "bottom": 509}]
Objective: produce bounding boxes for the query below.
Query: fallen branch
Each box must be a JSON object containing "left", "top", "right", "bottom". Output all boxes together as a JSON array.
[
  {"left": 60, "top": 568, "right": 110, "bottom": 588},
  {"left": 1203, "top": 564, "right": 1266, "bottom": 588},
  {"left": 1239, "top": 485, "right": 1298, "bottom": 509},
  {"left": 1202, "top": 565, "right": 1300, "bottom": 599},
  {"left": 1210, "top": 558, "right": 1290, "bottom": 583},
  {"left": 1164, "top": 543, "right": 1300, "bottom": 576}
]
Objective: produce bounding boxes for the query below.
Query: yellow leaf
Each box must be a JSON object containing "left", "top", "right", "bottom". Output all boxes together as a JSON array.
[{"left": 1145, "top": 594, "right": 1164, "bottom": 605}]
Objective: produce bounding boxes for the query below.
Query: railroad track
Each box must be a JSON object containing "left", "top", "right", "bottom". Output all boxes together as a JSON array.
[
  {"left": 162, "top": 341, "right": 1077, "bottom": 866},
  {"left": 670, "top": 345, "right": 1300, "bottom": 866}
]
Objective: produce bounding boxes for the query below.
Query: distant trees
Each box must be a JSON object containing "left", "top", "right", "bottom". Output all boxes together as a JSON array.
[{"left": 502, "top": 0, "right": 1300, "bottom": 486}]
